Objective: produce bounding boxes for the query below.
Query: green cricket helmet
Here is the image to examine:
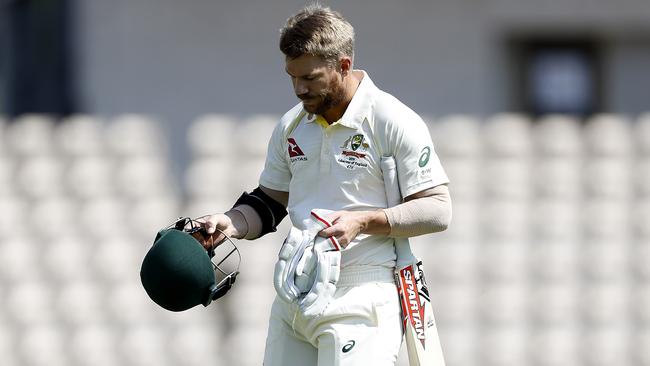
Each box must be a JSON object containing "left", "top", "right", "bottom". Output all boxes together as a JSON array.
[{"left": 140, "top": 217, "right": 240, "bottom": 312}]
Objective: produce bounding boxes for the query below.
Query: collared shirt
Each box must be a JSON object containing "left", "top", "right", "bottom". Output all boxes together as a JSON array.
[{"left": 260, "top": 71, "right": 449, "bottom": 268}]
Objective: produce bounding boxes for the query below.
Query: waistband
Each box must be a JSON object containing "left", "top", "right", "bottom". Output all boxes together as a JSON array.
[{"left": 337, "top": 265, "right": 395, "bottom": 287}]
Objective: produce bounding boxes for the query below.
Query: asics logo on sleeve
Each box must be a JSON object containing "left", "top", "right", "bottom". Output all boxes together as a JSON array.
[{"left": 342, "top": 340, "right": 356, "bottom": 353}]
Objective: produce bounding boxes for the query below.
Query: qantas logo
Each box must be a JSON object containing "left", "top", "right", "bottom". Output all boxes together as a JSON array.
[
  {"left": 287, "top": 138, "right": 305, "bottom": 157},
  {"left": 287, "top": 138, "right": 307, "bottom": 162}
]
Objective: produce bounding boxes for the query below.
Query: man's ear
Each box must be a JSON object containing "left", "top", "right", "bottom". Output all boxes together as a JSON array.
[{"left": 339, "top": 56, "right": 352, "bottom": 76}]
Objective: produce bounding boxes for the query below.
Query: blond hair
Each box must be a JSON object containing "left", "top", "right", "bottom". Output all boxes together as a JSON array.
[{"left": 279, "top": 4, "right": 355, "bottom": 65}]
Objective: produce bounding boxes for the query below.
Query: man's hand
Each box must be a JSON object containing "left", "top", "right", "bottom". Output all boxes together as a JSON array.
[
  {"left": 317, "top": 210, "right": 390, "bottom": 248},
  {"left": 194, "top": 211, "right": 247, "bottom": 251}
]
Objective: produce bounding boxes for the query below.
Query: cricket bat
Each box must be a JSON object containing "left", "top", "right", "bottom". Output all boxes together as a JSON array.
[{"left": 381, "top": 156, "right": 446, "bottom": 366}]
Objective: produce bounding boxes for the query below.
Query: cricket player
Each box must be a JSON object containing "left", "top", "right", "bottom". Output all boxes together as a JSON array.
[{"left": 196, "top": 5, "right": 452, "bottom": 365}]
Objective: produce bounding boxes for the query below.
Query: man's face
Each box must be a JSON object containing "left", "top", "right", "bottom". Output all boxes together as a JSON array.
[{"left": 285, "top": 54, "right": 346, "bottom": 115}]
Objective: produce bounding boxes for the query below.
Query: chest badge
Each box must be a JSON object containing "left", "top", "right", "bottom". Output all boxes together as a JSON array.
[{"left": 337, "top": 133, "right": 370, "bottom": 170}]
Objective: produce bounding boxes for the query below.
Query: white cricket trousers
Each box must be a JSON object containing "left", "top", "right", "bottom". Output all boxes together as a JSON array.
[{"left": 263, "top": 266, "right": 403, "bottom": 366}]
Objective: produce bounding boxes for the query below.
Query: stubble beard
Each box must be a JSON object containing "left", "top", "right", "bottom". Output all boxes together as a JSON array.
[{"left": 303, "top": 80, "right": 347, "bottom": 116}]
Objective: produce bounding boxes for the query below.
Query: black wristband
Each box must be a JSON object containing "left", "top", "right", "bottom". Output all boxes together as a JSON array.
[{"left": 232, "top": 187, "right": 287, "bottom": 237}]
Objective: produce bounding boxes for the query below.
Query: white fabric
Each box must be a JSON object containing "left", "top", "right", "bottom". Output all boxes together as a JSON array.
[
  {"left": 260, "top": 70, "right": 449, "bottom": 268},
  {"left": 273, "top": 209, "right": 341, "bottom": 317},
  {"left": 264, "top": 268, "right": 402, "bottom": 366}
]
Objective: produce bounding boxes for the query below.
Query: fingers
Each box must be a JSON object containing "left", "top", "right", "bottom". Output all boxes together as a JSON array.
[{"left": 195, "top": 215, "right": 217, "bottom": 235}]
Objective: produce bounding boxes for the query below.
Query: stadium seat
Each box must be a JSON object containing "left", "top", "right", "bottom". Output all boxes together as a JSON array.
[
  {"left": 479, "top": 241, "right": 528, "bottom": 283},
  {"left": 436, "top": 326, "right": 477, "bottom": 366},
  {"left": 429, "top": 284, "right": 477, "bottom": 328},
  {"left": 435, "top": 199, "right": 480, "bottom": 243},
  {"left": 225, "top": 284, "right": 275, "bottom": 329},
  {"left": 69, "top": 325, "right": 121, "bottom": 366},
  {"left": 530, "top": 201, "right": 581, "bottom": 242},
  {"left": 106, "top": 281, "right": 161, "bottom": 327},
  {"left": 529, "top": 282, "right": 580, "bottom": 328},
  {"left": 434, "top": 115, "right": 482, "bottom": 158},
  {"left": 115, "top": 156, "right": 176, "bottom": 199},
  {"left": 183, "top": 157, "right": 234, "bottom": 200},
  {"left": 92, "top": 237, "right": 142, "bottom": 283},
  {"left": 528, "top": 240, "right": 580, "bottom": 283},
  {"left": 482, "top": 113, "right": 533, "bottom": 157},
  {"left": 632, "top": 242, "right": 650, "bottom": 282},
  {"left": 582, "top": 199, "right": 631, "bottom": 241},
  {"left": 187, "top": 114, "right": 237, "bottom": 157},
  {"left": 42, "top": 237, "right": 92, "bottom": 283},
  {"left": 0, "top": 157, "right": 14, "bottom": 197},
  {"left": 0, "top": 237, "right": 41, "bottom": 282},
  {"left": 5, "top": 281, "right": 55, "bottom": 326},
  {"left": 128, "top": 197, "right": 180, "bottom": 240},
  {"left": 633, "top": 328, "right": 650, "bottom": 366},
  {"left": 4, "top": 114, "right": 56, "bottom": 156},
  {"left": 583, "top": 114, "right": 633, "bottom": 157},
  {"left": 416, "top": 241, "right": 477, "bottom": 286},
  {"left": 529, "top": 326, "right": 580, "bottom": 366},
  {"left": 0, "top": 197, "right": 28, "bottom": 239},
  {"left": 106, "top": 114, "right": 167, "bottom": 157},
  {"left": 19, "top": 324, "right": 70, "bottom": 366},
  {"left": 477, "top": 282, "right": 528, "bottom": 327},
  {"left": 482, "top": 158, "right": 532, "bottom": 200},
  {"left": 235, "top": 114, "right": 278, "bottom": 157},
  {"left": 477, "top": 325, "right": 528, "bottom": 366},
  {"left": 583, "top": 157, "right": 632, "bottom": 200},
  {"left": 55, "top": 280, "right": 106, "bottom": 326},
  {"left": 55, "top": 114, "right": 106, "bottom": 156},
  {"left": 230, "top": 158, "right": 266, "bottom": 189},
  {"left": 78, "top": 196, "right": 131, "bottom": 240},
  {"left": 632, "top": 283, "right": 650, "bottom": 326},
  {"left": 581, "top": 242, "right": 629, "bottom": 283},
  {"left": 533, "top": 158, "right": 582, "bottom": 199},
  {"left": 168, "top": 325, "right": 221, "bottom": 366},
  {"left": 634, "top": 113, "right": 650, "bottom": 156},
  {"left": 633, "top": 198, "right": 650, "bottom": 240},
  {"left": 635, "top": 158, "right": 650, "bottom": 198},
  {"left": 441, "top": 158, "right": 481, "bottom": 200},
  {"left": 0, "top": 325, "right": 19, "bottom": 366},
  {"left": 480, "top": 201, "right": 529, "bottom": 242},
  {"left": 580, "top": 283, "right": 630, "bottom": 328},
  {"left": 29, "top": 197, "right": 79, "bottom": 239},
  {"left": 223, "top": 328, "right": 268, "bottom": 366},
  {"left": 15, "top": 156, "right": 65, "bottom": 199},
  {"left": 66, "top": 156, "right": 116, "bottom": 199},
  {"left": 581, "top": 327, "right": 631, "bottom": 366},
  {"left": 533, "top": 115, "right": 582, "bottom": 157},
  {"left": 120, "top": 325, "right": 171, "bottom": 366}
]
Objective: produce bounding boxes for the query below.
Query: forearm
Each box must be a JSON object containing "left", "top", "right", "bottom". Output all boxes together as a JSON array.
[{"left": 383, "top": 185, "right": 452, "bottom": 238}]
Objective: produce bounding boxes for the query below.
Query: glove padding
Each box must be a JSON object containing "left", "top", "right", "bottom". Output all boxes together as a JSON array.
[{"left": 273, "top": 209, "right": 341, "bottom": 317}]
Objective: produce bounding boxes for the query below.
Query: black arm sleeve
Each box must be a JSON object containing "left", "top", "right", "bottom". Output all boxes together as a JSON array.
[{"left": 232, "top": 187, "right": 288, "bottom": 237}]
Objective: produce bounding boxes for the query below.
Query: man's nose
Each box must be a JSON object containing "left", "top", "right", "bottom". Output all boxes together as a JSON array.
[{"left": 294, "top": 79, "right": 308, "bottom": 96}]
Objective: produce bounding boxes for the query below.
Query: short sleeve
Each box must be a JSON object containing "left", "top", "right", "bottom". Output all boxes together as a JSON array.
[
  {"left": 388, "top": 115, "right": 449, "bottom": 198},
  {"left": 259, "top": 122, "right": 291, "bottom": 191}
]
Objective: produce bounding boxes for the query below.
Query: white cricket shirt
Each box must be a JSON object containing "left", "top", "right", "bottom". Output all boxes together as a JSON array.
[{"left": 260, "top": 71, "right": 449, "bottom": 268}]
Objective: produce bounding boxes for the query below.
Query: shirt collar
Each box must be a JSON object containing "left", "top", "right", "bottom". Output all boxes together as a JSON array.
[{"left": 304, "top": 70, "right": 375, "bottom": 129}]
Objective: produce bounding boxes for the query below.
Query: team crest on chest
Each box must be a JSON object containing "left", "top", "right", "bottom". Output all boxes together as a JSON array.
[{"left": 337, "top": 133, "right": 370, "bottom": 170}]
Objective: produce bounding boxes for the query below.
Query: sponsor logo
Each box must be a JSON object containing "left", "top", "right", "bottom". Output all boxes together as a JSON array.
[
  {"left": 342, "top": 340, "right": 356, "bottom": 353},
  {"left": 401, "top": 267, "right": 426, "bottom": 346},
  {"left": 419, "top": 146, "right": 431, "bottom": 167},
  {"left": 287, "top": 138, "right": 307, "bottom": 162}
]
